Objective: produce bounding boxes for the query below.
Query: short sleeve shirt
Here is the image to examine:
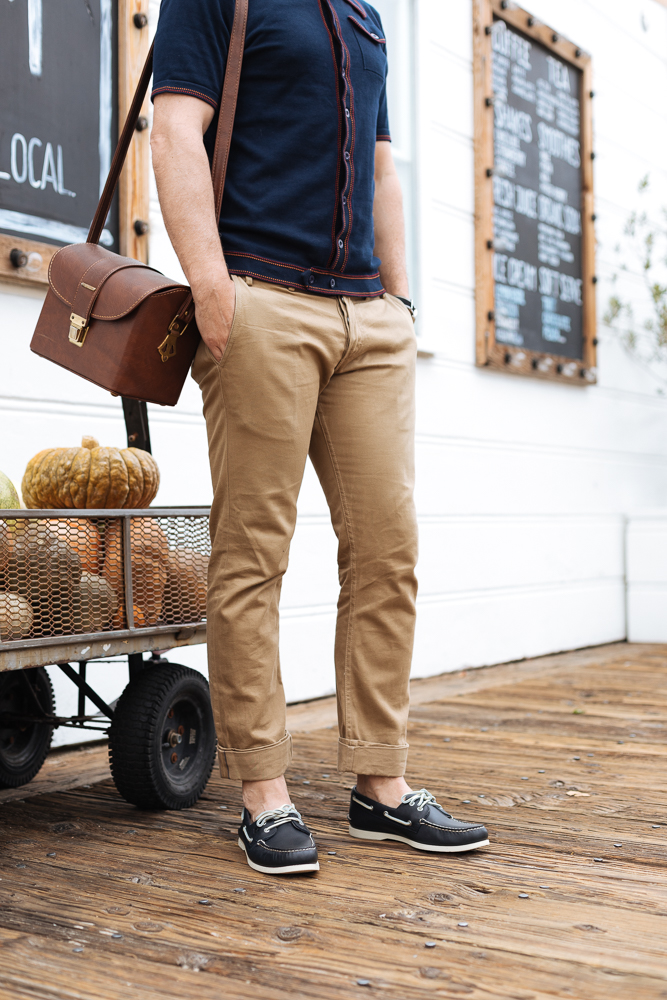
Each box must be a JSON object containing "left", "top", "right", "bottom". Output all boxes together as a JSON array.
[{"left": 152, "top": 0, "right": 390, "bottom": 297}]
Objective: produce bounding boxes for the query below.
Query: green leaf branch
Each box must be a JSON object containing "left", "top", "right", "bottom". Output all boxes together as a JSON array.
[{"left": 604, "top": 175, "right": 667, "bottom": 372}]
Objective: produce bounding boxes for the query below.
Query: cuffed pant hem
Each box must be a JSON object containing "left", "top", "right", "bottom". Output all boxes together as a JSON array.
[
  {"left": 217, "top": 732, "right": 293, "bottom": 781},
  {"left": 337, "top": 739, "right": 409, "bottom": 776}
]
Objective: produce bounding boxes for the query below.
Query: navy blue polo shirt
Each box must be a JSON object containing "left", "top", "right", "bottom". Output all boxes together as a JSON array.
[{"left": 152, "top": 0, "right": 390, "bottom": 297}]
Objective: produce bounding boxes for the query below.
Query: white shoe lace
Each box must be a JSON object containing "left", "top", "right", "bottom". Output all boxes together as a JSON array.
[
  {"left": 253, "top": 803, "right": 303, "bottom": 832},
  {"left": 401, "top": 788, "right": 451, "bottom": 816}
]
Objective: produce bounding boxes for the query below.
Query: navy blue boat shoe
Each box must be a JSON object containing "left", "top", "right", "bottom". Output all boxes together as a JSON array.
[
  {"left": 348, "top": 787, "right": 490, "bottom": 853},
  {"left": 238, "top": 804, "right": 320, "bottom": 874}
]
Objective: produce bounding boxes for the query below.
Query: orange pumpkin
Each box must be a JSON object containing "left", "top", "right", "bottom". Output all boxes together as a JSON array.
[
  {"left": 22, "top": 436, "right": 159, "bottom": 509},
  {"left": 2, "top": 522, "right": 82, "bottom": 636},
  {"left": 102, "top": 518, "right": 169, "bottom": 627},
  {"left": 46, "top": 518, "right": 101, "bottom": 573},
  {"left": 161, "top": 548, "right": 209, "bottom": 624},
  {"left": 132, "top": 605, "right": 147, "bottom": 628}
]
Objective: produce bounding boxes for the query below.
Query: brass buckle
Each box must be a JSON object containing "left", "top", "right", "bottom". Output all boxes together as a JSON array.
[
  {"left": 158, "top": 313, "right": 190, "bottom": 363},
  {"left": 68, "top": 313, "right": 89, "bottom": 347}
]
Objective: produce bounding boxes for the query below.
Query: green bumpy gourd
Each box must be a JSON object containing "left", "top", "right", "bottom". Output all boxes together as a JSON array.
[{"left": 0, "top": 470, "right": 20, "bottom": 510}]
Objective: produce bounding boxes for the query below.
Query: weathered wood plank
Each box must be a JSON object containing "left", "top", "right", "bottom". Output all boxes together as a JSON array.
[
  {"left": 0, "top": 645, "right": 666, "bottom": 999},
  {"left": 0, "top": 742, "right": 110, "bottom": 805}
]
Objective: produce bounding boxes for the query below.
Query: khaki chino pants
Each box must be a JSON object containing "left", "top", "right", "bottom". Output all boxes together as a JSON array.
[{"left": 192, "top": 276, "right": 418, "bottom": 780}]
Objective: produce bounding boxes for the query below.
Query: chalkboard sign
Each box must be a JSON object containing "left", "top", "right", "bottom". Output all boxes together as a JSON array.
[
  {"left": 0, "top": 0, "right": 149, "bottom": 287},
  {"left": 0, "top": 0, "right": 119, "bottom": 250},
  {"left": 473, "top": 1, "right": 596, "bottom": 383}
]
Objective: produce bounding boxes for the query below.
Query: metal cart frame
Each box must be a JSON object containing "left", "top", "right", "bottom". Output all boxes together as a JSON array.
[{"left": 0, "top": 506, "right": 216, "bottom": 807}]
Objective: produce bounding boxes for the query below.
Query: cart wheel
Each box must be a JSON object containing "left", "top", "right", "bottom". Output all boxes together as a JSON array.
[
  {"left": 0, "top": 668, "right": 55, "bottom": 788},
  {"left": 108, "top": 663, "right": 216, "bottom": 810}
]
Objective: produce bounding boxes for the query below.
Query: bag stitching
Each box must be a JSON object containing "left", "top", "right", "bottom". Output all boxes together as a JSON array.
[
  {"left": 90, "top": 287, "right": 188, "bottom": 321},
  {"left": 49, "top": 250, "right": 186, "bottom": 315},
  {"left": 72, "top": 261, "right": 148, "bottom": 319}
]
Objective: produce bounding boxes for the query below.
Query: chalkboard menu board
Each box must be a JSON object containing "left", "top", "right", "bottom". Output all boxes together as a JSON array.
[
  {"left": 0, "top": 0, "right": 119, "bottom": 251},
  {"left": 473, "top": 1, "right": 596, "bottom": 384}
]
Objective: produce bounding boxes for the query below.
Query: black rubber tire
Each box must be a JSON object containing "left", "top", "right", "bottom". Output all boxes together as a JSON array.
[
  {"left": 108, "top": 663, "right": 216, "bottom": 810},
  {"left": 0, "top": 668, "right": 55, "bottom": 788}
]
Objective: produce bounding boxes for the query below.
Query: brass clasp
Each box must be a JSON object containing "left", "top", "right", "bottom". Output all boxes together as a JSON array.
[
  {"left": 158, "top": 314, "right": 190, "bottom": 362},
  {"left": 68, "top": 313, "right": 89, "bottom": 346}
]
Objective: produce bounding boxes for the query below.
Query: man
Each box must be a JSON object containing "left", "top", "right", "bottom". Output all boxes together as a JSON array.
[{"left": 151, "top": 0, "right": 489, "bottom": 874}]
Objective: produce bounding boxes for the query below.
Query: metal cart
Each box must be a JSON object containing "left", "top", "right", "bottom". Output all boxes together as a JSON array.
[{"left": 0, "top": 505, "right": 216, "bottom": 810}]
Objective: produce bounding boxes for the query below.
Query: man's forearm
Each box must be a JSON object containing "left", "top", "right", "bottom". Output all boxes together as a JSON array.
[
  {"left": 373, "top": 142, "right": 409, "bottom": 297},
  {"left": 151, "top": 94, "right": 235, "bottom": 360},
  {"left": 151, "top": 124, "right": 228, "bottom": 292}
]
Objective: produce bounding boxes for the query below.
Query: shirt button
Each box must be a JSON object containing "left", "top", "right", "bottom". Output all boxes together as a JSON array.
[
  {"left": 330, "top": 279, "right": 336, "bottom": 288},
  {"left": 309, "top": 275, "right": 315, "bottom": 285},
  {"left": 371, "top": 32, "right": 379, "bottom": 39},
  {"left": 338, "top": 239, "right": 344, "bottom": 248},
  {"left": 342, "top": 196, "right": 347, "bottom": 204},
  {"left": 345, "top": 108, "right": 350, "bottom": 117},
  {"left": 344, "top": 151, "right": 350, "bottom": 160}
]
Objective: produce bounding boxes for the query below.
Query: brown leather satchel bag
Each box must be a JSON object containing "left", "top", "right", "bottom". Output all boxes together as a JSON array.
[{"left": 30, "top": 0, "right": 248, "bottom": 407}]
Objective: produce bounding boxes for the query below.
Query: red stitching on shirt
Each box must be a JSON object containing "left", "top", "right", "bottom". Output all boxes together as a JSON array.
[
  {"left": 318, "top": 0, "right": 344, "bottom": 266},
  {"left": 347, "top": 15, "right": 386, "bottom": 44},
  {"left": 225, "top": 251, "right": 303, "bottom": 271},
  {"left": 326, "top": 1, "right": 357, "bottom": 273},
  {"left": 151, "top": 85, "right": 218, "bottom": 109},
  {"left": 228, "top": 269, "right": 294, "bottom": 286},
  {"left": 343, "top": 0, "right": 367, "bottom": 18},
  {"left": 334, "top": 0, "right": 351, "bottom": 268},
  {"left": 225, "top": 251, "right": 380, "bottom": 280},
  {"left": 340, "top": 20, "right": 356, "bottom": 273},
  {"left": 376, "top": 134, "right": 391, "bottom": 141},
  {"left": 310, "top": 266, "right": 380, "bottom": 279}
]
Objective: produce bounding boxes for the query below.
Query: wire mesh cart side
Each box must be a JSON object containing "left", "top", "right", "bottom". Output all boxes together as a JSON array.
[{"left": 0, "top": 508, "right": 216, "bottom": 808}]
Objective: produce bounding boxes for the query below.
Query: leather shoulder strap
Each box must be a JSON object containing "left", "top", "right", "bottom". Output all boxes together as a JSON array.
[
  {"left": 211, "top": 0, "right": 248, "bottom": 220},
  {"left": 87, "top": 43, "right": 154, "bottom": 245},
  {"left": 87, "top": 0, "right": 248, "bottom": 246}
]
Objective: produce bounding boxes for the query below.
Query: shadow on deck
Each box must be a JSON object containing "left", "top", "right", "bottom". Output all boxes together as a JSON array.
[{"left": 0, "top": 642, "right": 665, "bottom": 999}]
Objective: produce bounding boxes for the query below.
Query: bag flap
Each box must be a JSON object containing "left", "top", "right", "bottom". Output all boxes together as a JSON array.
[{"left": 49, "top": 243, "right": 188, "bottom": 320}]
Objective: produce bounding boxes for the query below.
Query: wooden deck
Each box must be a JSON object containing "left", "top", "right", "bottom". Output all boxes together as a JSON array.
[{"left": 0, "top": 642, "right": 666, "bottom": 999}]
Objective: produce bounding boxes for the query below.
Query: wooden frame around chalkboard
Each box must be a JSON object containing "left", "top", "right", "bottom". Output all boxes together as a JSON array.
[
  {"left": 0, "top": 0, "right": 149, "bottom": 288},
  {"left": 473, "top": 0, "right": 597, "bottom": 384}
]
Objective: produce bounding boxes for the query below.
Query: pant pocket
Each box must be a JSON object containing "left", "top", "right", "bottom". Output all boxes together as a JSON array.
[
  {"left": 209, "top": 273, "right": 245, "bottom": 368},
  {"left": 190, "top": 337, "right": 212, "bottom": 385}
]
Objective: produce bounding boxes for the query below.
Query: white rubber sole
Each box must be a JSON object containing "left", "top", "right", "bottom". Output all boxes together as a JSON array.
[
  {"left": 348, "top": 825, "right": 489, "bottom": 853},
  {"left": 237, "top": 837, "right": 320, "bottom": 874}
]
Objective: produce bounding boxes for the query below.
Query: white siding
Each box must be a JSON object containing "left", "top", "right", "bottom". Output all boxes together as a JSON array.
[
  {"left": 1, "top": 0, "right": 667, "bottom": 744},
  {"left": 409, "top": 0, "right": 667, "bottom": 676},
  {"left": 627, "top": 509, "right": 667, "bottom": 642}
]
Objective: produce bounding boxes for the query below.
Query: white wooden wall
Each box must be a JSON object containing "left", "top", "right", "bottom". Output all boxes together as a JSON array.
[
  {"left": 410, "top": 0, "right": 667, "bottom": 677},
  {"left": 627, "top": 510, "right": 667, "bottom": 641},
  {"left": 1, "top": 0, "right": 667, "bottom": 746}
]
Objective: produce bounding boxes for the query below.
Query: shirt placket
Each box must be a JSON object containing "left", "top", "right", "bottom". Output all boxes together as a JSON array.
[{"left": 324, "top": 0, "right": 354, "bottom": 280}]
